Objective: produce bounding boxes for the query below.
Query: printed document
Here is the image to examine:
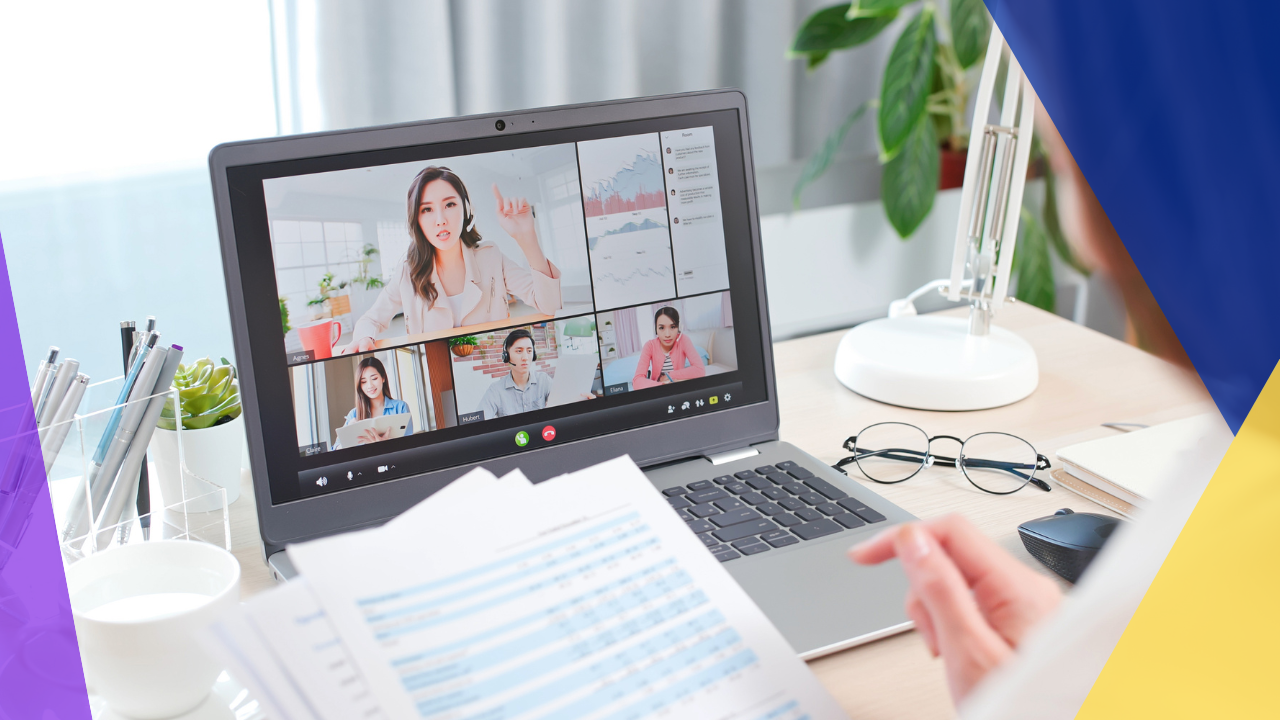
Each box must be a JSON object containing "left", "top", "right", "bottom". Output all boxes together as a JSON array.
[{"left": 209, "top": 457, "right": 849, "bottom": 720}]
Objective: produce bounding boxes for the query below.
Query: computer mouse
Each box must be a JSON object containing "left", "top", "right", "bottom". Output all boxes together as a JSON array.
[{"left": 1018, "top": 508, "right": 1123, "bottom": 584}]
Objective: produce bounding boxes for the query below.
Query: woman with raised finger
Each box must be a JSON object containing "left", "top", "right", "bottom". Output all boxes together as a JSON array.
[{"left": 338, "top": 166, "right": 562, "bottom": 355}]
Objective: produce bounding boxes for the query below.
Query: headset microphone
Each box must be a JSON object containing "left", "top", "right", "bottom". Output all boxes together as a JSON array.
[
  {"left": 501, "top": 329, "right": 538, "bottom": 365},
  {"left": 464, "top": 197, "right": 475, "bottom": 232}
]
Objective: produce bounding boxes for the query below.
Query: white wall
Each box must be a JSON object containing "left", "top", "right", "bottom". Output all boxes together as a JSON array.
[{"left": 761, "top": 190, "right": 963, "bottom": 340}]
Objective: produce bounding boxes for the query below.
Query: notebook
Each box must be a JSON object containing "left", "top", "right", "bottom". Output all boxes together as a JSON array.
[{"left": 1053, "top": 413, "right": 1221, "bottom": 517}]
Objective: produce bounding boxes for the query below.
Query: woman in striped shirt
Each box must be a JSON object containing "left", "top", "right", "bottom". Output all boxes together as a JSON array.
[{"left": 631, "top": 306, "right": 706, "bottom": 389}]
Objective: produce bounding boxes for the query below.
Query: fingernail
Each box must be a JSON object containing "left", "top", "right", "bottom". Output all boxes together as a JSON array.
[{"left": 898, "top": 523, "right": 931, "bottom": 563}]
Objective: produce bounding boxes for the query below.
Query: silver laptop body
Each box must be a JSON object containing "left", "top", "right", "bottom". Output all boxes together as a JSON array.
[{"left": 209, "top": 90, "right": 912, "bottom": 659}]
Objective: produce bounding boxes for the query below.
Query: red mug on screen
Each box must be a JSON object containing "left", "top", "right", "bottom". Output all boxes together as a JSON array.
[{"left": 298, "top": 319, "right": 341, "bottom": 359}]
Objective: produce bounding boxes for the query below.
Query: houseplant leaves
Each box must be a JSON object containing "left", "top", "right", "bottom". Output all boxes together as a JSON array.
[
  {"left": 881, "top": 113, "right": 939, "bottom": 237},
  {"left": 878, "top": 6, "right": 936, "bottom": 160},
  {"left": 791, "top": 2, "right": 895, "bottom": 70},
  {"left": 792, "top": 100, "right": 873, "bottom": 208},
  {"left": 1014, "top": 208, "right": 1056, "bottom": 311},
  {"left": 846, "top": 0, "right": 916, "bottom": 19},
  {"left": 950, "top": 0, "right": 991, "bottom": 69}
]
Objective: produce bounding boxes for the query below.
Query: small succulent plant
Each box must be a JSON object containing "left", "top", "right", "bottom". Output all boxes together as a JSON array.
[{"left": 159, "top": 357, "right": 242, "bottom": 430}]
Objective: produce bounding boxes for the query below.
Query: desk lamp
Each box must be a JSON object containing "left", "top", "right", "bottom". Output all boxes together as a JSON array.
[
  {"left": 561, "top": 316, "right": 597, "bottom": 352},
  {"left": 834, "top": 26, "right": 1038, "bottom": 411}
]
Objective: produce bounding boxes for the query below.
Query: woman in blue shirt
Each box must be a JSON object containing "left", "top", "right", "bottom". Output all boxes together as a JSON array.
[{"left": 341, "top": 357, "right": 412, "bottom": 445}]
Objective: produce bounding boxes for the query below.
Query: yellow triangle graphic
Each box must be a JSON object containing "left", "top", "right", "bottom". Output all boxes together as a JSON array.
[{"left": 1077, "top": 362, "right": 1280, "bottom": 717}]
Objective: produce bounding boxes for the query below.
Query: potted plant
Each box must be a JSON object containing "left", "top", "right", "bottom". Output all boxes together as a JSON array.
[
  {"left": 307, "top": 272, "right": 351, "bottom": 319},
  {"left": 790, "top": 1, "right": 1088, "bottom": 311},
  {"left": 449, "top": 336, "right": 479, "bottom": 357},
  {"left": 348, "top": 243, "right": 385, "bottom": 321},
  {"left": 279, "top": 296, "right": 291, "bottom": 335},
  {"left": 149, "top": 357, "right": 244, "bottom": 509},
  {"left": 791, "top": 0, "right": 993, "bottom": 236}
]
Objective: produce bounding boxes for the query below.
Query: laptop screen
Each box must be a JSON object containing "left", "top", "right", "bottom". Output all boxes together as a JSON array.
[{"left": 224, "top": 109, "right": 769, "bottom": 504}]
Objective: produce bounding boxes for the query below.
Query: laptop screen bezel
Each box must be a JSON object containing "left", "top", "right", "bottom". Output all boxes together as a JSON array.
[{"left": 209, "top": 90, "right": 779, "bottom": 551}]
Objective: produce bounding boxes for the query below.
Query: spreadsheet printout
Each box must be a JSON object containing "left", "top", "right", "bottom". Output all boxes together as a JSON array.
[
  {"left": 289, "top": 456, "right": 848, "bottom": 720},
  {"left": 204, "top": 579, "right": 387, "bottom": 720}
]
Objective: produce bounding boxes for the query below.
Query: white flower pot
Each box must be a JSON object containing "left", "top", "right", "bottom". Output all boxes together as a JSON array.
[{"left": 149, "top": 414, "right": 244, "bottom": 512}]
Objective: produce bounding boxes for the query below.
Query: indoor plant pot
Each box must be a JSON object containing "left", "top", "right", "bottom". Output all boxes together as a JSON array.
[
  {"left": 449, "top": 336, "right": 479, "bottom": 357},
  {"left": 150, "top": 357, "right": 244, "bottom": 512},
  {"left": 150, "top": 414, "right": 243, "bottom": 511}
]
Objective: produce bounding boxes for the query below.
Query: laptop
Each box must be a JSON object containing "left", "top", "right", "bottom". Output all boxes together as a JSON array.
[{"left": 209, "top": 90, "right": 913, "bottom": 659}]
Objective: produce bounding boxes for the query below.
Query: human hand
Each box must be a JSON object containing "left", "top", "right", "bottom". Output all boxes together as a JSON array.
[
  {"left": 492, "top": 183, "right": 537, "bottom": 245},
  {"left": 356, "top": 427, "right": 391, "bottom": 444},
  {"left": 849, "top": 515, "right": 1062, "bottom": 702},
  {"left": 337, "top": 337, "right": 375, "bottom": 356}
]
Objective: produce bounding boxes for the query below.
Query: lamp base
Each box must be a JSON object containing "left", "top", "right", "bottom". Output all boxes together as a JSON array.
[{"left": 833, "top": 315, "right": 1038, "bottom": 411}]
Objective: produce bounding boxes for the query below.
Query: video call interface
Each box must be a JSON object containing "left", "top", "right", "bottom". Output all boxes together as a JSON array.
[{"left": 264, "top": 127, "right": 741, "bottom": 465}]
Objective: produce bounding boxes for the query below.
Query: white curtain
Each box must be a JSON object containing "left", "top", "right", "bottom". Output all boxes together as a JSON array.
[{"left": 268, "top": 0, "right": 895, "bottom": 170}]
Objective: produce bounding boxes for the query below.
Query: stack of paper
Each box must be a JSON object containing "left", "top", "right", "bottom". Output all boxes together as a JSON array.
[{"left": 204, "top": 456, "right": 848, "bottom": 720}]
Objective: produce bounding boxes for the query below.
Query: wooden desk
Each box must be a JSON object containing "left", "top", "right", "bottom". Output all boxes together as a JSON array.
[
  {"left": 370, "top": 312, "right": 553, "bottom": 349},
  {"left": 226, "top": 303, "right": 1213, "bottom": 718}
]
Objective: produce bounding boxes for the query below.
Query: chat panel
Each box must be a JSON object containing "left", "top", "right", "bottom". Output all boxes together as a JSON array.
[{"left": 661, "top": 127, "right": 730, "bottom": 297}]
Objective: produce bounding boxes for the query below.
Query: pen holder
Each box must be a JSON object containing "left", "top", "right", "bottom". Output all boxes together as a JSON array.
[{"left": 40, "top": 375, "right": 232, "bottom": 562}]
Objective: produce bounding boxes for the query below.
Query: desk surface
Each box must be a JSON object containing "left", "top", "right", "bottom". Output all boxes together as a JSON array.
[{"left": 226, "top": 304, "right": 1213, "bottom": 719}]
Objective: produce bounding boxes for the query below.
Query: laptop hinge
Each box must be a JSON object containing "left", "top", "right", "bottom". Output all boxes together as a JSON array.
[{"left": 704, "top": 446, "right": 761, "bottom": 466}]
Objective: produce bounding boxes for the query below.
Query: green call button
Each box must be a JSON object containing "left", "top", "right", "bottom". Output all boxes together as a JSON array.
[{"left": 514, "top": 431, "right": 530, "bottom": 447}]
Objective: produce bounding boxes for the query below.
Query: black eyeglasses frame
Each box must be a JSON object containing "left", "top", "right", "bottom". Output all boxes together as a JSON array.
[{"left": 833, "top": 424, "right": 1052, "bottom": 496}]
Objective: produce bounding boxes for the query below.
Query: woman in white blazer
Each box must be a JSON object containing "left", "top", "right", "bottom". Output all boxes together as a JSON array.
[{"left": 339, "top": 166, "right": 562, "bottom": 354}]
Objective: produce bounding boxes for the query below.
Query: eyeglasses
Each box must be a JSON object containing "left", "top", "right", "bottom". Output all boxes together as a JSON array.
[{"left": 833, "top": 422, "right": 1052, "bottom": 495}]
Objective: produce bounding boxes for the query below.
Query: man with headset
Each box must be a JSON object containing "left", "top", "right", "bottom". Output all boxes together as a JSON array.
[{"left": 477, "top": 328, "right": 553, "bottom": 419}]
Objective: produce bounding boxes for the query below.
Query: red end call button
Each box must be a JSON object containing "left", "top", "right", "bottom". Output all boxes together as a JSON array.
[{"left": 542, "top": 425, "right": 556, "bottom": 442}]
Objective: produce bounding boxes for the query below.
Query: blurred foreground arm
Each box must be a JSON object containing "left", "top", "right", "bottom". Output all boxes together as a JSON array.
[{"left": 849, "top": 515, "right": 1062, "bottom": 702}]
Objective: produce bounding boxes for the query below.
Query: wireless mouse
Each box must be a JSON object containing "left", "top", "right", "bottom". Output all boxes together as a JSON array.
[{"left": 1018, "top": 508, "right": 1123, "bottom": 583}]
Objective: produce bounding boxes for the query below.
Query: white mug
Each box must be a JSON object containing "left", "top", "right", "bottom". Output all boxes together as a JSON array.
[{"left": 66, "top": 541, "right": 240, "bottom": 719}]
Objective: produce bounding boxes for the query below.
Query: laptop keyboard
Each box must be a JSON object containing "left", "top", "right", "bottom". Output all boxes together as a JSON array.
[{"left": 662, "top": 460, "right": 886, "bottom": 562}]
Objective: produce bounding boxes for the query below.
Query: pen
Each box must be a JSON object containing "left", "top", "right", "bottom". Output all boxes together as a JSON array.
[
  {"left": 93, "top": 345, "right": 171, "bottom": 549},
  {"left": 121, "top": 319, "right": 152, "bottom": 539},
  {"left": 89, "top": 343, "right": 166, "bottom": 525},
  {"left": 121, "top": 321, "right": 136, "bottom": 371},
  {"left": 38, "top": 358, "right": 80, "bottom": 431},
  {"left": 29, "top": 346, "right": 58, "bottom": 409},
  {"left": 41, "top": 373, "right": 90, "bottom": 474},
  {"left": 101, "top": 344, "right": 183, "bottom": 549},
  {"left": 139, "top": 319, "right": 155, "bottom": 538},
  {"left": 62, "top": 334, "right": 157, "bottom": 544},
  {"left": 32, "top": 362, "right": 59, "bottom": 424}
]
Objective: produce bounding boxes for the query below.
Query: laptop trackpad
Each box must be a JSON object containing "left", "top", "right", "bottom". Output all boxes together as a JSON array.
[{"left": 726, "top": 533, "right": 912, "bottom": 658}]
